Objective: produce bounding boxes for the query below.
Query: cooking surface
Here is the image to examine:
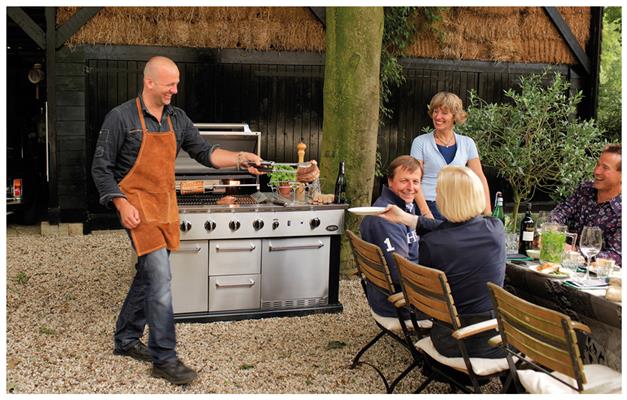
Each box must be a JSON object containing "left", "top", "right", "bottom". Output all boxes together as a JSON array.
[{"left": 177, "top": 193, "right": 258, "bottom": 206}]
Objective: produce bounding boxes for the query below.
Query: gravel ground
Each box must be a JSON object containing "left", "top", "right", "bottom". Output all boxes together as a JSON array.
[{"left": 6, "top": 227, "right": 502, "bottom": 394}]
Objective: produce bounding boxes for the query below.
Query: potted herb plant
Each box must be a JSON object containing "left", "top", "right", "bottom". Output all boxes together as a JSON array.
[{"left": 269, "top": 166, "right": 296, "bottom": 198}]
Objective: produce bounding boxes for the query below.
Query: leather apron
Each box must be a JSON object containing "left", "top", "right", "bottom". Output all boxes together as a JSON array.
[{"left": 118, "top": 98, "right": 180, "bottom": 256}]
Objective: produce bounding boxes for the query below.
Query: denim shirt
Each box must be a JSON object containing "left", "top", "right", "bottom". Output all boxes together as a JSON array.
[{"left": 91, "top": 95, "right": 219, "bottom": 208}]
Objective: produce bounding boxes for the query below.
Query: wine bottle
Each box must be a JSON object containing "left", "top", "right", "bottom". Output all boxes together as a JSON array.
[
  {"left": 492, "top": 192, "right": 505, "bottom": 225},
  {"left": 518, "top": 202, "right": 535, "bottom": 255},
  {"left": 334, "top": 161, "right": 346, "bottom": 204}
]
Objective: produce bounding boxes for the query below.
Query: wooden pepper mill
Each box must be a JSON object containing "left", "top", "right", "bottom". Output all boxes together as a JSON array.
[{"left": 295, "top": 142, "right": 306, "bottom": 202}]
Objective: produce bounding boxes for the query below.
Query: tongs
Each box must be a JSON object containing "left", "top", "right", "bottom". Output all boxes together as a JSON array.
[{"left": 245, "top": 161, "right": 312, "bottom": 173}]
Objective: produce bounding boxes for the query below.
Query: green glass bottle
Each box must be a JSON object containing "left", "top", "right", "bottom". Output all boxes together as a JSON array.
[{"left": 492, "top": 191, "right": 505, "bottom": 226}]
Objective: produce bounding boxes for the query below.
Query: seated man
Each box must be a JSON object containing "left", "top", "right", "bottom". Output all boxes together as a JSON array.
[
  {"left": 550, "top": 144, "right": 621, "bottom": 266},
  {"left": 360, "top": 156, "right": 440, "bottom": 318}
]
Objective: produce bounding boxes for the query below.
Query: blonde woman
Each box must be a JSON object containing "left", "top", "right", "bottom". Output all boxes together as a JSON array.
[
  {"left": 410, "top": 91, "right": 491, "bottom": 220},
  {"left": 379, "top": 165, "right": 505, "bottom": 358}
]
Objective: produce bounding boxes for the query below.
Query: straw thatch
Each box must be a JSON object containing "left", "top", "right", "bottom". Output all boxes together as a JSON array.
[
  {"left": 406, "top": 7, "right": 591, "bottom": 64},
  {"left": 57, "top": 6, "right": 591, "bottom": 65},
  {"left": 56, "top": 7, "right": 326, "bottom": 52}
]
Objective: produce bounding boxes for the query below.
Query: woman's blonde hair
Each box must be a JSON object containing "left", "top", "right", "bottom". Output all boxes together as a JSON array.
[
  {"left": 436, "top": 166, "right": 485, "bottom": 222},
  {"left": 427, "top": 91, "right": 467, "bottom": 125}
]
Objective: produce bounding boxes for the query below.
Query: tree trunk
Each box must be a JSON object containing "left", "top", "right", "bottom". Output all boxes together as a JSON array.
[{"left": 320, "top": 7, "right": 384, "bottom": 274}]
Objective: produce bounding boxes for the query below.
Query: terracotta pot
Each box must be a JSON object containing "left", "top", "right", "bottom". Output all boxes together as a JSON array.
[{"left": 278, "top": 183, "right": 291, "bottom": 198}]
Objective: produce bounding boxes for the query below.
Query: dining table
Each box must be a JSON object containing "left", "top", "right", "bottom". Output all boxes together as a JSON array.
[{"left": 505, "top": 260, "right": 621, "bottom": 371}]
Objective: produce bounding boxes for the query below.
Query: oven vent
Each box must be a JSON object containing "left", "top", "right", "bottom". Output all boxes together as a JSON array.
[{"left": 262, "top": 297, "right": 328, "bottom": 310}]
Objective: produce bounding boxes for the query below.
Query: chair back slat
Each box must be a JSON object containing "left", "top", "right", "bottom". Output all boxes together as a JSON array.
[
  {"left": 346, "top": 230, "right": 394, "bottom": 293},
  {"left": 393, "top": 253, "right": 461, "bottom": 329},
  {"left": 487, "top": 283, "right": 586, "bottom": 385}
]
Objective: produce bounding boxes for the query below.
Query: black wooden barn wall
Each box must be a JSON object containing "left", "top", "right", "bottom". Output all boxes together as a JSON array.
[{"left": 52, "top": 45, "right": 577, "bottom": 228}]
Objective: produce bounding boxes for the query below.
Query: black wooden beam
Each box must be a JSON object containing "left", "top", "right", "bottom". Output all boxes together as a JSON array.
[
  {"left": 55, "top": 7, "right": 102, "bottom": 49},
  {"left": 45, "top": 7, "right": 59, "bottom": 222},
  {"left": 544, "top": 7, "right": 591, "bottom": 75},
  {"left": 309, "top": 7, "right": 326, "bottom": 28},
  {"left": 7, "top": 7, "right": 46, "bottom": 50}
]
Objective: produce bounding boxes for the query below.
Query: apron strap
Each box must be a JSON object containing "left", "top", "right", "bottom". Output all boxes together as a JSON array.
[
  {"left": 135, "top": 97, "right": 147, "bottom": 132},
  {"left": 166, "top": 114, "right": 174, "bottom": 132}
]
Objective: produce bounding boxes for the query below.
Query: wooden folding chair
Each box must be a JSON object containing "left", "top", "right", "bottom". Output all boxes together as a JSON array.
[
  {"left": 393, "top": 253, "right": 513, "bottom": 393},
  {"left": 487, "top": 282, "right": 622, "bottom": 394},
  {"left": 345, "top": 230, "right": 431, "bottom": 393}
]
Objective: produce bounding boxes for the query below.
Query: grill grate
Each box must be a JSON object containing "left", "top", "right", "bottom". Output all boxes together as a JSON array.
[{"left": 177, "top": 193, "right": 257, "bottom": 206}]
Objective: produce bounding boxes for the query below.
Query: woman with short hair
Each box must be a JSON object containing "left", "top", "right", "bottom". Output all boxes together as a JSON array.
[
  {"left": 410, "top": 91, "right": 491, "bottom": 220},
  {"left": 379, "top": 165, "right": 506, "bottom": 358}
]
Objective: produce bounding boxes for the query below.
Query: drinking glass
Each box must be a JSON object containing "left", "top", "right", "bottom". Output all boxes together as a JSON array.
[
  {"left": 561, "top": 250, "right": 586, "bottom": 281},
  {"left": 579, "top": 226, "right": 603, "bottom": 280},
  {"left": 595, "top": 258, "right": 615, "bottom": 282}
]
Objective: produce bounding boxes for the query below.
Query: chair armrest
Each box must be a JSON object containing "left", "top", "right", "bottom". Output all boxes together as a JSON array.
[
  {"left": 488, "top": 334, "right": 502, "bottom": 348},
  {"left": 451, "top": 318, "right": 498, "bottom": 340},
  {"left": 572, "top": 321, "right": 591, "bottom": 334},
  {"left": 387, "top": 292, "right": 406, "bottom": 308}
]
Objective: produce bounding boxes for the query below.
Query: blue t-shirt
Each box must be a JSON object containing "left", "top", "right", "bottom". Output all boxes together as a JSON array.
[
  {"left": 437, "top": 143, "right": 457, "bottom": 164},
  {"left": 410, "top": 131, "right": 479, "bottom": 201}
]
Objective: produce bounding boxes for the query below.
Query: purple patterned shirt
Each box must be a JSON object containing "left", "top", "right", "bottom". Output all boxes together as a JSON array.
[{"left": 550, "top": 181, "right": 622, "bottom": 266}]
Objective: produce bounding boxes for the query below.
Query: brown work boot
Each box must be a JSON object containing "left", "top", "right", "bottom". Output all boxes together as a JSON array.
[{"left": 152, "top": 359, "right": 198, "bottom": 385}]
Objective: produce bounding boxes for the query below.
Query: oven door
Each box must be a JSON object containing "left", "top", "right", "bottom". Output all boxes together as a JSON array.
[{"left": 260, "top": 236, "right": 330, "bottom": 310}]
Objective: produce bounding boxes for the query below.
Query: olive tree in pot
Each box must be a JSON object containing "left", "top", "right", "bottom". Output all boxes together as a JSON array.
[{"left": 457, "top": 70, "right": 606, "bottom": 228}]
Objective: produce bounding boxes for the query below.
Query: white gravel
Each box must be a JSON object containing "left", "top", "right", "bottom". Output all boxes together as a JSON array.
[{"left": 6, "top": 227, "right": 502, "bottom": 394}]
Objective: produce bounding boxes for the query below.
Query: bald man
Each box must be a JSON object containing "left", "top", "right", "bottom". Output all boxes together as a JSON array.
[{"left": 91, "top": 56, "right": 264, "bottom": 385}]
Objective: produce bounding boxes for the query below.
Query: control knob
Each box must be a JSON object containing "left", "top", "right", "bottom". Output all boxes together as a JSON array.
[
  {"left": 229, "top": 220, "right": 241, "bottom": 231},
  {"left": 204, "top": 220, "right": 217, "bottom": 232},
  {"left": 310, "top": 217, "right": 321, "bottom": 229},
  {"left": 180, "top": 220, "right": 192, "bottom": 232},
  {"left": 253, "top": 219, "right": 264, "bottom": 231},
  {"left": 272, "top": 220, "right": 280, "bottom": 230}
]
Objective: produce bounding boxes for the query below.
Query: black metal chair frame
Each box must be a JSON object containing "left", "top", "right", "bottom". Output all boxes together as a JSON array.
[
  {"left": 346, "top": 230, "right": 430, "bottom": 393},
  {"left": 393, "top": 253, "right": 513, "bottom": 394},
  {"left": 487, "top": 282, "right": 593, "bottom": 393}
]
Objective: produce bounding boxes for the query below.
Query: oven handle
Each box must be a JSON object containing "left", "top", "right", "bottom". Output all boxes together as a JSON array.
[
  {"left": 215, "top": 243, "right": 256, "bottom": 252},
  {"left": 268, "top": 241, "right": 324, "bottom": 251},
  {"left": 215, "top": 279, "right": 256, "bottom": 288},
  {"left": 176, "top": 246, "right": 202, "bottom": 253}
]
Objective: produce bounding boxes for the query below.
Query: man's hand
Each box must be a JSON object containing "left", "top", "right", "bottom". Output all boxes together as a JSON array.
[
  {"left": 296, "top": 160, "right": 320, "bottom": 183},
  {"left": 113, "top": 197, "right": 141, "bottom": 229},
  {"left": 237, "top": 152, "right": 265, "bottom": 175}
]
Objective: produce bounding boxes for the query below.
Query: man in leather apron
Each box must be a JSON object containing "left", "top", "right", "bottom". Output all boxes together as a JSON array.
[{"left": 91, "top": 56, "right": 270, "bottom": 385}]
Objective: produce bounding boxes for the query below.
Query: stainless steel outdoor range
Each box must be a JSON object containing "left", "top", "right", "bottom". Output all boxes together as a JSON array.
[{"left": 170, "top": 123, "right": 346, "bottom": 322}]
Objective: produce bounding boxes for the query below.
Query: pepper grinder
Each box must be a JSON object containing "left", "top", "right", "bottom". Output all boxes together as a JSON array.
[{"left": 295, "top": 142, "right": 306, "bottom": 202}]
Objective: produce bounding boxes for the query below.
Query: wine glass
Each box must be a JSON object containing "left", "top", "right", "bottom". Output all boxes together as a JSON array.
[{"left": 579, "top": 226, "right": 603, "bottom": 281}]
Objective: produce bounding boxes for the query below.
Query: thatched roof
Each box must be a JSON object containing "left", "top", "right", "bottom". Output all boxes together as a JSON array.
[
  {"left": 58, "top": 6, "right": 591, "bottom": 65},
  {"left": 57, "top": 7, "right": 325, "bottom": 52},
  {"left": 407, "top": 7, "right": 592, "bottom": 64}
]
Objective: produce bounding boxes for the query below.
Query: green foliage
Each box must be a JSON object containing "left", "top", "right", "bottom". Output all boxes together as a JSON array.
[
  {"left": 457, "top": 70, "right": 606, "bottom": 227},
  {"left": 268, "top": 166, "right": 296, "bottom": 186},
  {"left": 15, "top": 271, "right": 30, "bottom": 285},
  {"left": 597, "top": 9, "right": 622, "bottom": 143},
  {"left": 380, "top": 7, "right": 418, "bottom": 121}
]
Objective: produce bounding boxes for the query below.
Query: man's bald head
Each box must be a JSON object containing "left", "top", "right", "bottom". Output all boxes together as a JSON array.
[
  {"left": 142, "top": 56, "right": 180, "bottom": 108},
  {"left": 144, "top": 56, "right": 178, "bottom": 80}
]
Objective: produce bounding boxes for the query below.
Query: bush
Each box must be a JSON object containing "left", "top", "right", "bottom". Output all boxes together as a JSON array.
[
  {"left": 597, "top": 9, "right": 621, "bottom": 143},
  {"left": 457, "top": 70, "right": 606, "bottom": 227}
]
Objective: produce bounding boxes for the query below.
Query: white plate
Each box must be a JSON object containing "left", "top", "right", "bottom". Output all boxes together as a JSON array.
[{"left": 347, "top": 207, "right": 387, "bottom": 216}]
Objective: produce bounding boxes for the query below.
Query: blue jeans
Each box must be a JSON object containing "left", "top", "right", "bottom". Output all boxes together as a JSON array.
[
  {"left": 426, "top": 200, "right": 444, "bottom": 221},
  {"left": 114, "top": 247, "right": 177, "bottom": 365}
]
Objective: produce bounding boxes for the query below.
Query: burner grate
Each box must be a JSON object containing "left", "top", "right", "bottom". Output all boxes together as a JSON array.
[{"left": 177, "top": 193, "right": 257, "bottom": 206}]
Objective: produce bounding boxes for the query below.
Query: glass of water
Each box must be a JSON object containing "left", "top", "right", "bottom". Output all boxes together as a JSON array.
[{"left": 562, "top": 250, "right": 586, "bottom": 281}]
